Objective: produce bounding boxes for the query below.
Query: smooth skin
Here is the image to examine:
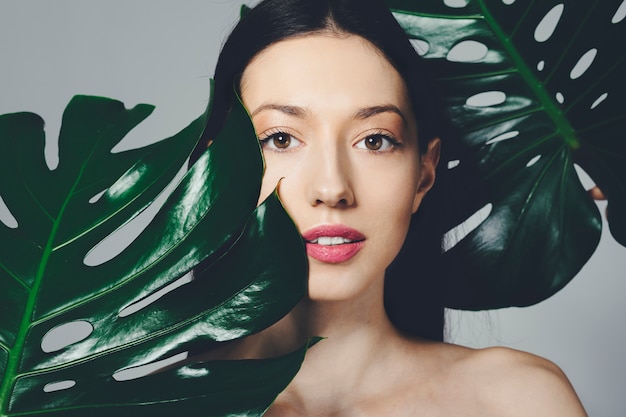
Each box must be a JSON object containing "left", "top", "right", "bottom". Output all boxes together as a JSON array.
[{"left": 208, "top": 33, "right": 588, "bottom": 416}]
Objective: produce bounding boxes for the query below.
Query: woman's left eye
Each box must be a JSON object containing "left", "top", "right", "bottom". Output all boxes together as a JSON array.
[
  {"left": 355, "top": 134, "right": 398, "bottom": 151},
  {"left": 259, "top": 131, "right": 302, "bottom": 151}
]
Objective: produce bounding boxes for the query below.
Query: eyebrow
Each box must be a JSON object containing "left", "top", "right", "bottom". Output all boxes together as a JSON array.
[
  {"left": 250, "top": 104, "right": 310, "bottom": 118},
  {"left": 353, "top": 105, "right": 408, "bottom": 125},
  {"left": 250, "top": 103, "right": 408, "bottom": 125}
]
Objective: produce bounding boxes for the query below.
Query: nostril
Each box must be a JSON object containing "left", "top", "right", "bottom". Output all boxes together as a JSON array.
[
  {"left": 308, "top": 172, "right": 355, "bottom": 207},
  {"left": 314, "top": 197, "right": 351, "bottom": 208}
]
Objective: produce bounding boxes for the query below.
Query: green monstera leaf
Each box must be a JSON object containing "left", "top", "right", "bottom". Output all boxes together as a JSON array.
[
  {"left": 388, "top": 0, "right": 626, "bottom": 309},
  {"left": 0, "top": 89, "right": 309, "bottom": 416}
]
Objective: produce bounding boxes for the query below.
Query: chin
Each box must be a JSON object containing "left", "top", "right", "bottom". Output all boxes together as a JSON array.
[{"left": 305, "top": 265, "right": 383, "bottom": 303}]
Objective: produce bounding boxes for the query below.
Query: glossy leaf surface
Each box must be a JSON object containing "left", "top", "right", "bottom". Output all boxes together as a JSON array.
[
  {"left": 388, "top": 0, "right": 626, "bottom": 309},
  {"left": 0, "top": 93, "right": 308, "bottom": 415}
]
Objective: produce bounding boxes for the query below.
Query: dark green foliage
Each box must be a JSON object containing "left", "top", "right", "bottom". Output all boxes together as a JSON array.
[
  {"left": 2, "top": 1, "right": 625, "bottom": 415},
  {"left": 388, "top": 0, "right": 625, "bottom": 309},
  {"left": 0, "top": 92, "right": 308, "bottom": 416}
]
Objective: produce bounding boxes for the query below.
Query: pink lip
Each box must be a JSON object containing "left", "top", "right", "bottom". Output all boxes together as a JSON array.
[{"left": 302, "top": 225, "right": 365, "bottom": 264}]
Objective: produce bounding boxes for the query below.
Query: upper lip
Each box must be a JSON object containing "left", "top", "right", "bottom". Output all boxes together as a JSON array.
[{"left": 302, "top": 224, "right": 366, "bottom": 243}]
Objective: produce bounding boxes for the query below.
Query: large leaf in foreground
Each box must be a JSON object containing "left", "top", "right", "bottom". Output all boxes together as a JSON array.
[
  {"left": 0, "top": 93, "right": 308, "bottom": 415},
  {"left": 389, "top": 0, "right": 626, "bottom": 309}
]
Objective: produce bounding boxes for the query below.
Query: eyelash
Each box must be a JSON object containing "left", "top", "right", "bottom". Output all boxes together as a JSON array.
[
  {"left": 355, "top": 131, "right": 404, "bottom": 153},
  {"left": 258, "top": 129, "right": 404, "bottom": 153},
  {"left": 258, "top": 129, "right": 302, "bottom": 152}
]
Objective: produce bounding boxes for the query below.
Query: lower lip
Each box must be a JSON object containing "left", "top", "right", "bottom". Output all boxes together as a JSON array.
[{"left": 305, "top": 241, "right": 364, "bottom": 264}]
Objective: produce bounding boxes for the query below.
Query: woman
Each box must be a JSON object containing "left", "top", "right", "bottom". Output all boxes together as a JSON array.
[{"left": 193, "top": 0, "right": 588, "bottom": 414}]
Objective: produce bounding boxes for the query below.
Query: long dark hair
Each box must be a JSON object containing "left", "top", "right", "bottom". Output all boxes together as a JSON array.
[{"left": 192, "top": 0, "right": 459, "bottom": 341}]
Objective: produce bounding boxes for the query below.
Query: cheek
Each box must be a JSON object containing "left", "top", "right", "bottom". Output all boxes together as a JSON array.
[
  {"left": 257, "top": 154, "right": 296, "bottom": 206},
  {"left": 359, "top": 160, "right": 420, "bottom": 212},
  {"left": 357, "top": 164, "right": 420, "bottom": 244},
  {"left": 258, "top": 174, "right": 277, "bottom": 206}
]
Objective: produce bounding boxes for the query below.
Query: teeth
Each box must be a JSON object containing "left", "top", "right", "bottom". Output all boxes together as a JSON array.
[{"left": 311, "top": 236, "right": 354, "bottom": 246}]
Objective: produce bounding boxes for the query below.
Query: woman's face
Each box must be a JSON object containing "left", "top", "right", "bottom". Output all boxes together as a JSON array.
[{"left": 240, "top": 34, "right": 439, "bottom": 302}]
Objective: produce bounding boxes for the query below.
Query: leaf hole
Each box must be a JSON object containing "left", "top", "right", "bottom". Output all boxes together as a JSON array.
[
  {"left": 574, "top": 164, "right": 596, "bottom": 190},
  {"left": 486, "top": 130, "right": 520, "bottom": 145},
  {"left": 442, "top": 203, "right": 493, "bottom": 252},
  {"left": 590, "top": 93, "right": 609, "bottom": 109},
  {"left": 113, "top": 352, "right": 188, "bottom": 381},
  {"left": 83, "top": 164, "right": 186, "bottom": 266},
  {"left": 409, "top": 39, "right": 429, "bottom": 56},
  {"left": 466, "top": 91, "right": 507, "bottom": 107},
  {"left": 43, "top": 380, "right": 76, "bottom": 393},
  {"left": 0, "top": 195, "right": 18, "bottom": 229},
  {"left": 556, "top": 92, "right": 565, "bottom": 104},
  {"left": 447, "top": 40, "right": 489, "bottom": 63},
  {"left": 41, "top": 321, "right": 94, "bottom": 353},
  {"left": 89, "top": 189, "right": 108, "bottom": 204},
  {"left": 537, "top": 60, "right": 546, "bottom": 71},
  {"left": 526, "top": 155, "right": 542, "bottom": 167},
  {"left": 534, "top": 4, "right": 565, "bottom": 42},
  {"left": 443, "top": 0, "right": 469, "bottom": 8},
  {"left": 83, "top": 213, "right": 150, "bottom": 266},
  {"left": 570, "top": 48, "right": 598, "bottom": 80},
  {"left": 502, "top": 0, "right": 516, "bottom": 4},
  {"left": 447, "top": 160, "right": 461, "bottom": 169},
  {"left": 43, "top": 120, "right": 61, "bottom": 171},
  {"left": 613, "top": 0, "right": 626, "bottom": 24},
  {"left": 118, "top": 273, "right": 193, "bottom": 318}
]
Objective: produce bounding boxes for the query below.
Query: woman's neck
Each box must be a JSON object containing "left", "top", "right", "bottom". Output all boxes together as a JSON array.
[
  {"left": 253, "top": 276, "right": 395, "bottom": 352},
  {"left": 248, "top": 279, "right": 417, "bottom": 413}
]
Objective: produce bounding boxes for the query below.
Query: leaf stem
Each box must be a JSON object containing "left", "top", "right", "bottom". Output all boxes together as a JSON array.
[
  {"left": 0, "top": 138, "right": 99, "bottom": 414},
  {"left": 475, "top": 0, "right": 581, "bottom": 149}
]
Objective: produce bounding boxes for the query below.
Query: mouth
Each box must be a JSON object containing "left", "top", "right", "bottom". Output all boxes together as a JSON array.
[
  {"left": 302, "top": 225, "right": 365, "bottom": 264},
  {"left": 307, "top": 236, "right": 358, "bottom": 245}
]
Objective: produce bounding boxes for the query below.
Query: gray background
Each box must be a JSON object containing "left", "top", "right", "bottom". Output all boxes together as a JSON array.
[{"left": 1, "top": 1, "right": 624, "bottom": 415}]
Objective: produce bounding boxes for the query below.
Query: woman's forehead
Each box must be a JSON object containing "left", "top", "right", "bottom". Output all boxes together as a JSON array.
[{"left": 239, "top": 33, "right": 412, "bottom": 115}]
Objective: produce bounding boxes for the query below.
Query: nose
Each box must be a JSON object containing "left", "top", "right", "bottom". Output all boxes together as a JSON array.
[{"left": 305, "top": 144, "right": 355, "bottom": 208}]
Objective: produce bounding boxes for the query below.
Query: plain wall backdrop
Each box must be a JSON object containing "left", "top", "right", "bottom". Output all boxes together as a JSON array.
[{"left": 1, "top": 1, "right": 624, "bottom": 415}]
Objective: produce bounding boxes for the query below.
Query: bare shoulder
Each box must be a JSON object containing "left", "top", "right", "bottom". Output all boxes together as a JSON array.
[{"left": 455, "top": 345, "right": 588, "bottom": 417}]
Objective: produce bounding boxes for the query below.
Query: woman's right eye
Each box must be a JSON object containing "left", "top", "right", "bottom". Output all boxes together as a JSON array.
[{"left": 259, "top": 131, "right": 302, "bottom": 151}]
